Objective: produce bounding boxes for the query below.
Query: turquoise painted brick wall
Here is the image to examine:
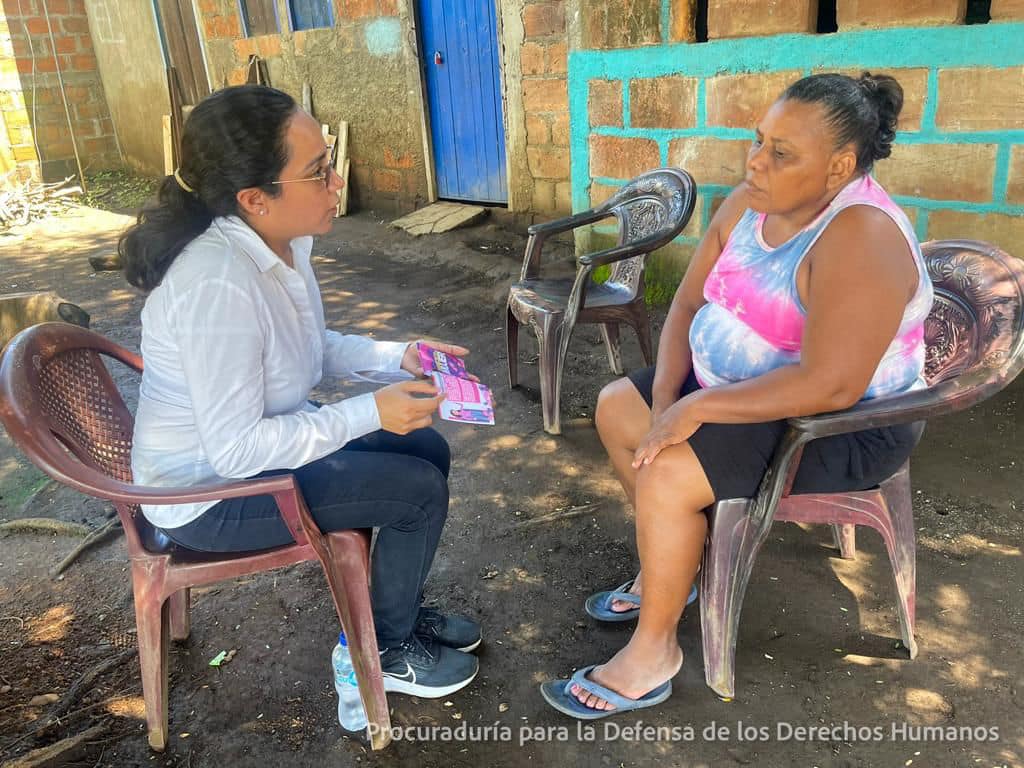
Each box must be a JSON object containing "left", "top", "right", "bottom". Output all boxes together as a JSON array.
[{"left": 569, "top": 22, "right": 1024, "bottom": 296}]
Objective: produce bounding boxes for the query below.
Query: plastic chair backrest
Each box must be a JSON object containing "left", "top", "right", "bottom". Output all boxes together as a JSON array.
[
  {"left": 602, "top": 168, "right": 695, "bottom": 293},
  {"left": 0, "top": 323, "right": 153, "bottom": 555},
  {"left": 921, "top": 240, "right": 1024, "bottom": 388}
]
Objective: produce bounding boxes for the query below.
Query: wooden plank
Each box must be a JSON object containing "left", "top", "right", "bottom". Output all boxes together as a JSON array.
[
  {"left": 335, "top": 121, "right": 349, "bottom": 217},
  {"left": 302, "top": 82, "right": 312, "bottom": 116},
  {"left": 337, "top": 158, "right": 351, "bottom": 217},
  {"left": 4, "top": 724, "right": 106, "bottom": 768},
  {"left": 162, "top": 114, "right": 174, "bottom": 176}
]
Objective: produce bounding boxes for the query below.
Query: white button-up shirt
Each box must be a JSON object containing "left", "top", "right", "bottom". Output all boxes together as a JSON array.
[{"left": 131, "top": 216, "right": 409, "bottom": 528}]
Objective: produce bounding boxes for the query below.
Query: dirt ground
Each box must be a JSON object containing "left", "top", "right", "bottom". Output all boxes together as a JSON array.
[{"left": 0, "top": 204, "right": 1022, "bottom": 768}]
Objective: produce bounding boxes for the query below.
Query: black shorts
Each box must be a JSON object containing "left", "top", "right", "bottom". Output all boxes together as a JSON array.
[{"left": 627, "top": 366, "right": 924, "bottom": 501}]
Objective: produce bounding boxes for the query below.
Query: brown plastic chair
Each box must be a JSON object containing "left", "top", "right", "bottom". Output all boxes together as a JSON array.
[
  {"left": 506, "top": 167, "right": 697, "bottom": 434},
  {"left": 0, "top": 323, "right": 393, "bottom": 751},
  {"left": 700, "top": 240, "right": 1024, "bottom": 699}
]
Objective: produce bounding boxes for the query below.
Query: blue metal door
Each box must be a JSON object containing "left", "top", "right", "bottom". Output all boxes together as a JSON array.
[{"left": 418, "top": 0, "right": 507, "bottom": 204}]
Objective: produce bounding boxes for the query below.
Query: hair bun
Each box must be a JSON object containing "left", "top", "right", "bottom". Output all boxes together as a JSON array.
[{"left": 857, "top": 72, "right": 903, "bottom": 162}]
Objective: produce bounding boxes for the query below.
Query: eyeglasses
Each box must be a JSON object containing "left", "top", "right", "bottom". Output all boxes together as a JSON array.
[{"left": 270, "top": 142, "right": 339, "bottom": 189}]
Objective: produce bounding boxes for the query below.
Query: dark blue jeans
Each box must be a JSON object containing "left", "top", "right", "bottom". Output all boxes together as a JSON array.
[{"left": 160, "top": 428, "right": 451, "bottom": 648}]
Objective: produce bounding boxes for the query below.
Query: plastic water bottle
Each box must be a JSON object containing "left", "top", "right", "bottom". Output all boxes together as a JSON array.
[{"left": 332, "top": 631, "right": 368, "bottom": 732}]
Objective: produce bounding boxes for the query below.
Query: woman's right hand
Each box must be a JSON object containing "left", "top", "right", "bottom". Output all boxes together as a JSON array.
[{"left": 374, "top": 380, "right": 446, "bottom": 434}]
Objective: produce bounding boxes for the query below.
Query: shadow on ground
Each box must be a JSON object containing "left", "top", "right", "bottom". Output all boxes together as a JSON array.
[{"left": 0, "top": 206, "right": 1021, "bottom": 768}]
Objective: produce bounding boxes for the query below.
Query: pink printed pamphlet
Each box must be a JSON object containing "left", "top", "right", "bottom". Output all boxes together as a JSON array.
[{"left": 417, "top": 343, "right": 495, "bottom": 425}]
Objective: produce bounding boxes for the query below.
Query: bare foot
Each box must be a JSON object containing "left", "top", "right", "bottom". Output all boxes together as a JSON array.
[
  {"left": 569, "top": 636, "right": 682, "bottom": 711},
  {"left": 609, "top": 571, "right": 642, "bottom": 613}
]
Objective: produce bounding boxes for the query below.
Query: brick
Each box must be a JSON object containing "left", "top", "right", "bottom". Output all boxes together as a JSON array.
[
  {"left": 590, "top": 181, "right": 620, "bottom": 207},
  {"left": 60, "top": 17, "right": 90, "bottom": 34},
  {"left": 991, "top": 0, "right": 1024, "bottom": 20},
  {"left": 378, "top": 0, "right": 400, "bottom": 15},
  {"left": 589, "top": 135, "right": 660, "bottom": 179},
  {"left": 339, "top": 0, "right": 377, "bottom": 19},
  {"left": 54, "top": 35, "right": 77, "bottom": 55},
  {"left": 13, "top": 145, "right": 40, "bottom": 163},
  {"left": 682, "top": 194, "right": 703, "bottom": 237},
  {"left": 629, "top": 76, "right": 697, "bottom": 129},
  {"left": 708, "top": 0, "right": 816, "bottom": 38},
  {"left": 1007, "top": 146, "right": 1024, "bottom": 205},
  {"left": 523, "top": 4, "right": 565, "bottom": 38},
  {"left": 669, "top": 0, "right": 696, "bottom": 42},
  {"left": 373, "top": 168, "right": 401, "bottom": 194},
  {"left": 668, "top": 136, "right": 751, "bottom": 186},
  {"left": 233, "top": 37, "right": 259, "bottom": 59},
  {"left": 706, "top": 70, "right": 801, "bottom": 128},
  {"left": 550, "top": 112, "right": 569, "bottom": 146},
  {"left": 936, "top": 67, "right": 1024, "bottom": 132},
  {"left": 837, "top": 0, "right": 966, "bottom": 29},
  {"left": 527, "top": 146, "right": 571, "bottom": 179},
  {"left": 588, "top": 79, "right": 622, "bottom": 127},
  {"left": 71, "top": 54, "right": 96, "bottom": 71},
  {"left": 532, "top": 180, "right": 555, "bottom": 212},
  {"left": 227, "top": 66, "right": 248, "bottom": 86},
  {"left": 873, "top": 143, "right": 997, "bottom": 203},
  {"left": 927, "top": 210, "right": 1024, "bottom": 255},
  {"left": 547, "top": 41, "right": 567, "bottom": 74},
  {"left": 554, "top": 181, "right": 572, "bottom": 213},
  {"left": 383, "top": 148, "right": 414, "bottom": 169},
  {"left": 521, "top": 42, "right": 545, "bottom": 76},
  {"left": 522, "top": 78, "right": 568, "bottom": 113},
  {"left": 256, "top": 34, "right": 282, "bottom": 58},
  {"left": 525, "top": 114, "right": 550, "bottom": 145},
  {"left": 825, "top": 68, "right": 929, "bottom": 131},
  {"left": 581, "top": 0, "right": 661, "bottom": 49},
  {"left": 25, "top": 18, "right": 49, "bottom": 35}
]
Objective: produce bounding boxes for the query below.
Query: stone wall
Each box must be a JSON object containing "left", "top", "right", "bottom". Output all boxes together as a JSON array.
[
  {"left": 196, "top": 0, "right": 432, "bottom": 211},
  {"left": 570, "top": 1, "right": 1024, "bottom": 296},
  {"left": 0, "top": 0, "right": 118, "bottom": 182}
]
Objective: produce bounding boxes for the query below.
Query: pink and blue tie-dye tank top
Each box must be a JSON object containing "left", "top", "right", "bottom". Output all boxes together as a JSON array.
[{"left": 689, "top": 175, "right": 933, "bottom": 400}]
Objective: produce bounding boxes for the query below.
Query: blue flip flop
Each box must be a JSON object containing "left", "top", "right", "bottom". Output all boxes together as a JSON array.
[
  {"left": 539, "top": 664, "right": 673, "bottom": 720},
  {"left": 584, "top": 579, "right": 698, "bottom": 622}
]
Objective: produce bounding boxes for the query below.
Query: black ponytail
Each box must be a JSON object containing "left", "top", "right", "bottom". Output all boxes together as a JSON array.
[
  {"left": 781, "top": 72, "right": 904, "bottom": 173},
  {"left": 119, "top": 85, "right": 297, "bottom": 292}
]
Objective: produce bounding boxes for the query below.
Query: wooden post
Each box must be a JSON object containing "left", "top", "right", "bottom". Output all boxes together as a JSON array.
[
  {"left": 335, "top": 121, "right": 349, "bottom": 216},
  {"left": 162, "top": 115, "right": 174, "bottom": 176}
]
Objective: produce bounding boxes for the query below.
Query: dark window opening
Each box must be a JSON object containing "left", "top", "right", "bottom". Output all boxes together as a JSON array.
[
  {"left": 816, "top": 0, "right": 838, "bottom": 33},
  {"left": 695, "top": 0, "right": 708, "bottom": 43},
  {"left": 965, "top": 0, "right": 991, "bottom": 24},
  {"left": 239, "top": 0, "right": 279, "bottom": 36}
]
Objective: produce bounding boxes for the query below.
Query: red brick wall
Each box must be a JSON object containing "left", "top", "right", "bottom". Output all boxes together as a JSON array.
[
  {"left": 0, "top": 0, "right": 118, "bottom": 181},
  {"left": 522, "top": 0, "right": 570, "bottom": 213}
]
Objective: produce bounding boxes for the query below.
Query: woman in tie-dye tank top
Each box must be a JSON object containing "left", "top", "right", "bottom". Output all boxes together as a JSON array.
[{"left": 542, "top": 73, "right": 934, "bottom": 719}]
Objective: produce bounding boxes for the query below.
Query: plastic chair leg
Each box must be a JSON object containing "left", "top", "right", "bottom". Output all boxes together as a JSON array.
[
  {"left": 325, "top": 531, "right": 391, "bottom": 750},
  {"left": 878, "top": 467, "right": 918, "bottom": 658},
  {"left": 133, "top": 580, "right": 170, "bottom": 752},
  {"left": 831, "top": 524, "right": 857, "bottom": 559},
  {"left": 537, "top": 316, "right": 567, "bottom": 435},
  {"left": 168, "top": 588, "right": 191, "bottom": 641},
  {"left": 506, "top": 305, "right": 520, "bottom": 388},
  {"left": 701, "top": 498, "right": 773, "bottom": 699},
  {"left": 635, "top": 314, "right": 654, "bottom": 367},
  {"left": 600, "top": 322, "right": 624, "bottom": 375}
]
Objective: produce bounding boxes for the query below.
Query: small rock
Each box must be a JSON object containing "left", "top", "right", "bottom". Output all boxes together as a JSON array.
[
  {"left": 28, "top": 693, "right": 60, "bottom": 707},
  {"left": 0, "top": 685, "right": 11, "bottom": 694},
  {"left": 498, "top": 703, "right": 509, "bottom": 713},
  {"left": 88, "top": 252, "right": 122, "bottom": 271}
]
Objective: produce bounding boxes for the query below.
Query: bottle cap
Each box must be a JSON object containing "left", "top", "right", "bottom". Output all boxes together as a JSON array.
[{"left": 338, "top": 631, "right": 348, "bottom": 647}]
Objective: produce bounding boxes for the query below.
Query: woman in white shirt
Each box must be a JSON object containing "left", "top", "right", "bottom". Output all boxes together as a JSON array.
[{"left": 119, "top": 85, "right": 479, "bottom": 699}]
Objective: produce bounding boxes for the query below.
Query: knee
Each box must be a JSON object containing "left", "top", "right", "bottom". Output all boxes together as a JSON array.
[
  {"left": 414, "top": 427, "right": 451, "bottom": 478},
  {"left": 595, "top": 378, "right": 631, "bottom": 436},
  {"left": 397, "top": 461, "right": 449, "bottom": 529}
]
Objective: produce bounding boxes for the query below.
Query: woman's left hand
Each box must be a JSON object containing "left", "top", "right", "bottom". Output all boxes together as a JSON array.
[
  {"left": 632, "top": 399, "right": 702, "bottom": 468},
  {"left": 402, "top": 341, "right": 472, "bottom": 377}
]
